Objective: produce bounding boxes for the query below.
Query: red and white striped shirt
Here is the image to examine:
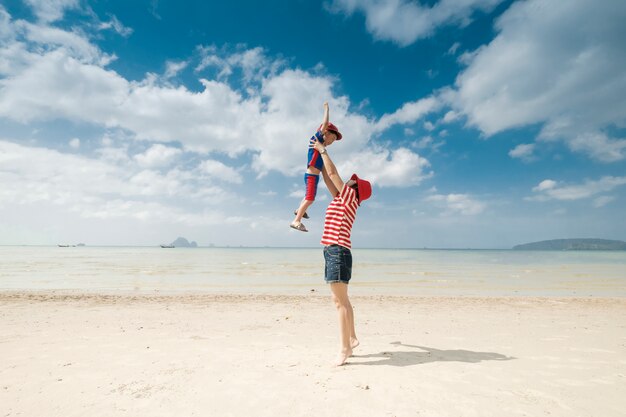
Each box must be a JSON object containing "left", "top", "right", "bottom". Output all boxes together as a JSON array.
[{"left": 321, "top": 185, "right": 359, "bottom": 249}]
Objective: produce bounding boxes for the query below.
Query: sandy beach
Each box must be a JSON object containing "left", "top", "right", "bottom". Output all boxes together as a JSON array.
[{"left": 1, "top": 292, "right": 625, "bottom": 417}]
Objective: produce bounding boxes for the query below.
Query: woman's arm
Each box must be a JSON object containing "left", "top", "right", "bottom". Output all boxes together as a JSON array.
[
  {"left": 321, "top": 166, "right": 339, "bottom": 198},
  {"left": 313, "top": 139, "right": 344, "bottom": 193}
]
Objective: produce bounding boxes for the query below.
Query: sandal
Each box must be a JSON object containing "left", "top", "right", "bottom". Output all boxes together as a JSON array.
[
  {"left": 294, "top": 210, "right": 309, "bottom": 219},
  {"left": 290, "top": 222, "right": 308, "bottom": 232}
]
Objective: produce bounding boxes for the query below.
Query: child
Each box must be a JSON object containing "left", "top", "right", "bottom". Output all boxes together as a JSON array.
[{"left": 290, "top": 102, "right": 342, "bottom": 232}]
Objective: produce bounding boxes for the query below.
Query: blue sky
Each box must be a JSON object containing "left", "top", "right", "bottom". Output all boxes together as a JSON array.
[{"left": 0, "top": 0, "right": 625, "bottom": 248}]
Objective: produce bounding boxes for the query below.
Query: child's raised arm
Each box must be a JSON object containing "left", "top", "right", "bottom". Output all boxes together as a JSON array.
[{"left": 320, "top": 102, "right": 329, "bottom": 133}]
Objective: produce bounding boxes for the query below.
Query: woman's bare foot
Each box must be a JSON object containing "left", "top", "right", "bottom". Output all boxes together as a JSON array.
[
  {"left": 349, "top": 338, "right": 359, "bottom": 356},
  {"left": 335, "top": 348, "right": 352, "bottom": 366},
  {"left": 351, "top": 337, "right": 360, "bottom": 350}
]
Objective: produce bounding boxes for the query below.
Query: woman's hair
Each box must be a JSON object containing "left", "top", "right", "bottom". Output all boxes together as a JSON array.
[{"left": 350, "top": 182, "right": 360, "bottom": 201}]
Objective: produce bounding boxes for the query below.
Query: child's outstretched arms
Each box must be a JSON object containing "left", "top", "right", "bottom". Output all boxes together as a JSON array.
[{"left": 320, "top": 102, "right": 329, "bottom": 133}]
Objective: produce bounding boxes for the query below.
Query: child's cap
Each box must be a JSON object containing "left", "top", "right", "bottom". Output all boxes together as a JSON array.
[{"left": 318, "top": 123, "right": 343, "bottom": 140}]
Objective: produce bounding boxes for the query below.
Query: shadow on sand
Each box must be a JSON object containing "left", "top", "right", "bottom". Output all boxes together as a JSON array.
[{"left": 350, "top": 341, "right": 515, "bottom": 367}]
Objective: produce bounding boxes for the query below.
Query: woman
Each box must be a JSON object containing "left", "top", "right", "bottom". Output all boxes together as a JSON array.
[{"left": 312, "top": 138, "right": 372, "bottom": 366}]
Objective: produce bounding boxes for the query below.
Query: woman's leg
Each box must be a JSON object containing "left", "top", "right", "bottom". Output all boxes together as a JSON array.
[
  {"left": 330, "top": 282, "right": 352, "bottom": 366},
  {"left": 346, "top": 299, "right": 359, "bottom": 350}
]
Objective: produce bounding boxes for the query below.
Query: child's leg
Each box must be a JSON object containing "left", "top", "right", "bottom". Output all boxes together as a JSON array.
[
  {"left": 291, "top": 173, "right": 319, "bottom": 225},
  {"left": 293, "top": 198, "right": 314, "bottom": 224}
]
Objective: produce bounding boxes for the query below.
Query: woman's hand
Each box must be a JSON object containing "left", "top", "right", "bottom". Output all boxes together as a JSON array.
[{"left": 312, "top": 137, "right": 326, "bottom": 154}]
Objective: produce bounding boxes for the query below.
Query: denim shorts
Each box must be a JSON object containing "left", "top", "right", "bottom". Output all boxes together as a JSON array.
[{"left": 323, "top": 244, "right": 352, "bottom": 284}]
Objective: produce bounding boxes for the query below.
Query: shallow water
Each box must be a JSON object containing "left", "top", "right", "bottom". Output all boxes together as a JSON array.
[{"left": 1, "top": 246, "right": 625, "bottom": 296}]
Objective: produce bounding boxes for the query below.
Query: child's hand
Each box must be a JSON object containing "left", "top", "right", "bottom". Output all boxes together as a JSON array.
[{"left": 324, "top": 102, "right": 329, "bottom": 108}]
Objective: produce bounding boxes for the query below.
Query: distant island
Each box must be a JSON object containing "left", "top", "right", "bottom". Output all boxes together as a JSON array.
[
  {"left": 161, "top": 237, "right": 198, "bottom": 248},
  {"left": 513, "top": 238, "right": 626, "bottom": 251}
]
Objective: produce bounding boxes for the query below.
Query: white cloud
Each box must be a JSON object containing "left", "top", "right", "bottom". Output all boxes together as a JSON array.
[
  {"left": 289, "top": 188, "right": 304, "bottom": 199},
  {"left": 425, "top": 193, "right": 486, "bottom": 215},
  {"left": 75, "top": 198, "right": 233, "bottom": 226},
  {"left": 198, "top": 159, "right": 243, "bottom": 184},
  {"left": 530, "top": 176, "right": 626, "bottom": 201},
  {"left": 338, "top": 147, "right": 432, "bottom": 187},
  {"left": 251, "top": 68, "right": 375, "bottom": 177},
  {"left": 533, "top": 179, "right": 556, "bottom": 192},
  {"left": 0, "top": 139, "right": 233, "bottom": 220},
  {"left": 441, "top": 110, "right": 459, "bottom": 124},
  {"left": 195, "top": 45, "right": 285, "bottom": 85},
  {"left": 24, "top": 0, "right": 80, "bottom": 23},
  {"left": 96, "top": 138, "right": 131, "bottom": 164},
  {"left": 555, "top": 131, "right": 626, "bottom": 163},
  {"left": 509, "top": 143, "right": 535, "bottom": 162},
  {"left": 129, "top": 169, "right": 185, "bottom": 197},
  {"left": 0, "top": 51, "right": 117, "bottom": 121},
  {"left": 593, "top": 195, "right": 615, "bottom": 208},
  {"left": 448, "top": 0, "right": 626, "bottom": 162},
  {"left": 423, "top": 121, "right": 434, "bottom": 131},
  {"left": 15, "top": 20, "right": 113, "bottom": 65},
  {"left": 0, "top": 6, "right": 15, "bottom": 41},
  {"left": 328, "top": 0, "right": 503, "bottom": 46},
  {"left": 164, "top": 60, "right": 188, "bottom": 79},
  {"left": 0, "top": 139, "right": 127, "bottom": 210},
  {"left": 134, "top": 144, "right": 182, "bottom": 168},
  {"left": 411, "top": 135, "right": 445, "bottom": 153},
  {"left": 415, "top": 136, "right": 433, "bottom": 149},
  {"left": 0, "top": 46, "right": 261, "bottom": 153},
  {"left": 69, "top": 137, "right": 80, "bottom": 149},
  {"left": 98, "top": 14, "right": 133, "bottom": 37},
  {"left": 101, "top": 135, "right": 113, "bottom": 146},
  {"left": 447, "top": 42, "right": 461, "bottom": 55},
  {"left": 0, "top": 9, "right": 434, "bottom": 189},
  {"left": 456, "top": 49, "right": 479, "bottom": 66},
  {"left": 375, "top": 96, "right": 441, "bottom": 132}
]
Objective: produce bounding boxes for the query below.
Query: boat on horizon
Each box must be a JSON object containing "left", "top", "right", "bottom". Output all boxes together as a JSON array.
[{"left": 160, "top": 244, "right": 175, "bottom": 248}]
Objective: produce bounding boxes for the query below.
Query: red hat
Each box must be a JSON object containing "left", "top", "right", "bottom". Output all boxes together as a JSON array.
[
  {"left": 350, "top": 173, "right": 372, "bottom": 204},
  {"left": 318, "top": 122, "right": 342, "bottom": 140}
]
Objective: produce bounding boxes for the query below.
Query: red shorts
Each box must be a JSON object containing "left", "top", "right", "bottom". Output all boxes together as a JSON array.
[{"left": 304, "top": 173, "right": 320, "bottom": 201}]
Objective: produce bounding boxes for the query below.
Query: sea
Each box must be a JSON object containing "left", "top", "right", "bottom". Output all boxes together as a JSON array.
[{"left": 1, "top": 246, "right": 625, "bottom": 297}]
